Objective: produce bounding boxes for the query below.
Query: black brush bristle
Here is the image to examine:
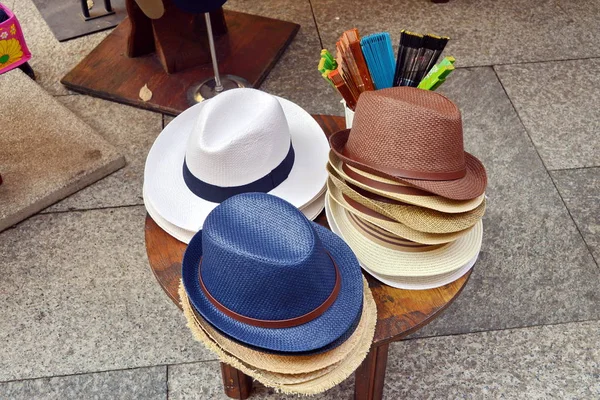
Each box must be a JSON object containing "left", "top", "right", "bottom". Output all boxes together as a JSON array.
[
  {"left": 401, "top": 30, "right": 423, "bottom": 48},
  {"left": 0, "top": 9, "right": 9, "bottom": 23},
  {"left": 437, "top": 37, "right": 450, "bottom": 51},
  {"left": 421, "top": 35, "right": 439, "bottom": 51}
]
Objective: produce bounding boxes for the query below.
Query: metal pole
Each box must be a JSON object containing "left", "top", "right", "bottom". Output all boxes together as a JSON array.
[{"left": 204, "top": 13, "right": 223, "bottom": 93}]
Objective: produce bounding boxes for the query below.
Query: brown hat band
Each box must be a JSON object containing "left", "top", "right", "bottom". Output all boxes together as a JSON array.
[
  {"left": 331, "top": 130, "right": 467, "bottom": 182},
  {"left": 342, "top": 194, "right": 395, "bottom": 222},
  {"left": 342, "top": 163, "right": 435, "bottom": 197},
  {"left": 198, "top": 254, "right": 341, "bottom": 329}
]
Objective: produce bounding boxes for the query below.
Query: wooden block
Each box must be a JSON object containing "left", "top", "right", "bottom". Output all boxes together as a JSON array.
[{"left": 61, "top": 11, "right": 300, "bottom": 116}]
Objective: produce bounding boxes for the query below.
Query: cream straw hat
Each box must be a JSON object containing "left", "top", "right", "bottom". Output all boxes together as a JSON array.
[
  {"left": 327, "top": 192, "right": 483, "bottom": 277},
  {"left": 328, "top": 167, "right": 485, "bottom": 233},
  {"left": 327, "top": 179, "right": 471, "bottom": 245},
  {"left": 329, "top": 152, "right": 485, "bottom": 213}
]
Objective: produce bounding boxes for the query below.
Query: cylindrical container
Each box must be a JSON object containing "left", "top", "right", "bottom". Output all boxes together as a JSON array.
[{"left": 342, "top": 100, "right": 355, "bottom": 128}]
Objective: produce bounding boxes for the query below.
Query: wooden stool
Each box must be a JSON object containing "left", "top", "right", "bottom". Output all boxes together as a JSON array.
[{"left": 144, "top": 114, "right": 471, "bottom": 400}]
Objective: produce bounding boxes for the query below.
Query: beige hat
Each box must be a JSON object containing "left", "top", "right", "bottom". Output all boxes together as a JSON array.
[
  {"left": 179, "top": 280, "right": 377, "bottom": 395},
  {"left": 327, "top": 193, "right": 483, "bottom": 277},
  {"left": 328, "top": 167, "right": 485, "bottom": 234},
  {"left": 325, "top": 195, "right": 478, "bottom": 290},
  {"left": 329, "top": 152, "right": 485, "bottom": 213},
  {"left": 328, "top": 179, "right": 472, "bottom": 245}
]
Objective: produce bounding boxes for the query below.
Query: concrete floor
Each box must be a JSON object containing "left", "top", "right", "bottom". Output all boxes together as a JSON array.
[{"left": 2, "top": 0, "right": 600, "bottom": 398}]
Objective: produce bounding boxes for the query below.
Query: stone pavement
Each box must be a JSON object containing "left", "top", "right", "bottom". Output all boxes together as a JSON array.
[{"left": 2, "top": 0, "right": 599, "bottom": 398}]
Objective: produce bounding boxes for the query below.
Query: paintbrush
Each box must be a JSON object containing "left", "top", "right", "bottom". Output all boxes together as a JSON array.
[{"left": 393, "top": 30, "right": 423, "bottom": 87}]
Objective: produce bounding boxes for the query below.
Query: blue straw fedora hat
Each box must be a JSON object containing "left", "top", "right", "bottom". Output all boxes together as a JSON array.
[{"left": 182, "top": 193, "right": 364, "bottom": 353}]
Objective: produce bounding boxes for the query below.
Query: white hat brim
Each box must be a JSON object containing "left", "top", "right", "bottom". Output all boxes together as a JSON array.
[
  {"left": 144, "top": 184, "right": 326, "bottom": 244},
  {"left": 326, "top": 194, "right": 477, "bottom": 289},
  {"left": 144, "top": 96, "right": 329, "bottom": 232},
  {"left": 326, "top": 193, "right": 483, "bottom": 277}
]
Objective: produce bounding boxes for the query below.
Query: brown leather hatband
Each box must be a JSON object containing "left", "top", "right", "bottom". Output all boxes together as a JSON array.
[
  {"left": 330, "top": 129, "right": 467, "bottom": 182},
  {"left": 198, "top": 253, "right": 341, "bottom": 329}
]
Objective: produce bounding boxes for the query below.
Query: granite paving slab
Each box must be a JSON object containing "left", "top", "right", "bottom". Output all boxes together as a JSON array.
[
  {"left": 0, "top": 206, "right": 214, "bottom": 382},
  {"left": 0, "top": 69, "right": 124, "bottom": 232},
  {"left": 409, "top": 67, "right": 600, "bottom": 338},
  {"left": 225, "top": 0, "right": 342, "bottom": 116},
  {"left": 386, "top": 320, "right": 600, "bottom": 399},
  {"left": 11, "top": 0, "right": 110, "bottom": 95},
  {"left": 0, "top": 367, "right": 166, "bottom": 400},
  {"left": 551, "top": 167, "right": 600, "bottom": 264},
  {"left": 496, "top": 59, "right": 600, "bottom": 170},
  {"left": 169, "top": 320, "right": 600, "bottom": 398},
  {"left": 311, "top": 0, "right": 600, "bottom": 68},
  {"left": 41, "top": 95, "right": 162, "bottom": 212}
]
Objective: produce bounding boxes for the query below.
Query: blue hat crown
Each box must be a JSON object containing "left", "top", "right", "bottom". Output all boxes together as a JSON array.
[{"left": 199, "top": 193, "right": 338, "bottom": 321}]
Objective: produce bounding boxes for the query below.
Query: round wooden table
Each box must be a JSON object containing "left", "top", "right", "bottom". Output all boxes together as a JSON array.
[{"left": 144, "top": 114, "right": 471, "bottom": 400}]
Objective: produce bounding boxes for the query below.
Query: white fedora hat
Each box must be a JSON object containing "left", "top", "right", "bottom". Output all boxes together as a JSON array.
[
  {"left": 144, "top": 88, "right": 329, "bottom": 233},
  {"left": 326, "top": 194, "right": 478, "bottom": 290}
]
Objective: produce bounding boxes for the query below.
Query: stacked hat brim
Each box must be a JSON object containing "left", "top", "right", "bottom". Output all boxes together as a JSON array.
[
  {"left": 325, "top": 197, "right": 479, "bottom": 290},
  {"left": 330, "top": 129, "right": 487, "bottom": 201},
  {"left": 144, "top": 89, "right": 329, "bottom": 244},
  {"left": 181, "top": 193, "right": 377, "bottom": 395},
  {"left": 329, "top": 152, "right": 485, "bottom": 213},
  {"left": 143, "top": 184, "right": 326, "bottom": 244},
  {"left": 179, "top": 279, "right": 377, "bottom": 394},
  {"left": 325, "top": 87, "right": 487, "bottom": 289}
]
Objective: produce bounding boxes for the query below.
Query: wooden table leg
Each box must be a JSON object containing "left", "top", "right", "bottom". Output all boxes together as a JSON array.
[
  {"left": 354, "top": 343, "right": 389, "bottom": 400},
  {"left": 220, "top": 363, "right": 253, "bottom": 399}
]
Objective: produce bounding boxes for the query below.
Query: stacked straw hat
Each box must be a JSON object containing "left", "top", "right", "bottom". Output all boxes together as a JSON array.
[
  {"left": 144, "top": 88, "right": 329, "bottom": 243},
  {"left": 180, "top": 193, "right": 377, "bottom": 395},
  {"left": 325, "top": 87, "right": 487, "bottom": 290}
]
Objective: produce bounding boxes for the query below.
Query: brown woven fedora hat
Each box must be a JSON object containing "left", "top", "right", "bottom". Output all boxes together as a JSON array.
[{"left": 329, "top": 87, "right": 487, "bottom": 200}]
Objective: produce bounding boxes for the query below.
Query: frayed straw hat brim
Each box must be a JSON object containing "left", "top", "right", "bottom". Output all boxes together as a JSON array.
[
  {"left": 326, "top": 194, "right": 479, "bottom": 289},
  {"left": 179, "top": 279, "right": 377, "bottom": 395}
]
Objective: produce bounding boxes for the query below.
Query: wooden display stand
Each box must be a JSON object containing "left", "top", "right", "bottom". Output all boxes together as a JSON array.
[{"left": 61, "top": 0, "right": 300, "bottom": 115}]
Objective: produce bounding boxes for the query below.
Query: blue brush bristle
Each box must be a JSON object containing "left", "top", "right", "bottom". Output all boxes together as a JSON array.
[{"left": 360, "top": 32, "right": 396, "bottom": 89}]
